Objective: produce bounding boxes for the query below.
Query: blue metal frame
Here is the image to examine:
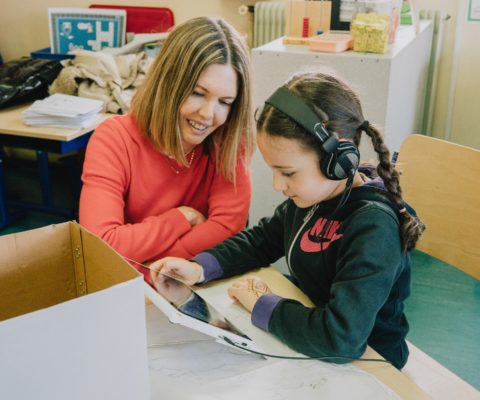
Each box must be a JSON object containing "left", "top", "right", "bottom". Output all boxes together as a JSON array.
[
  {"left": 0, "top": 157, "right": 10, "bottom": 227},
  {"left": 0, "top": 131, "right": 93, "bottom": 229}
]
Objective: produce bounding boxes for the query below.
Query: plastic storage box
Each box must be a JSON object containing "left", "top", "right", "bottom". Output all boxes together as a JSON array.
[
  {"left": 308, "top": 32, "right": 354, "bottom": 52},
  {"left": 31, "top": 47, "right": 75, "bottom": 61},
  {"left": 350, "top": 0, "right": 393, "bottom": 53}
]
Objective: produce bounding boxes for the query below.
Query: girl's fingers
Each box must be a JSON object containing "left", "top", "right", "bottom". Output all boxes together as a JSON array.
[
  {"left": 160, "top": 265, "right": 174, "bottom": 277},
  {"left": 232, "top": 277, "right": 249, "bottom": 286},
  {"left": 231, "top": 280, "right": 244, "bottom": 288},
  {"left": 227, "top": 287, "right": 239, "bottom": 302}
]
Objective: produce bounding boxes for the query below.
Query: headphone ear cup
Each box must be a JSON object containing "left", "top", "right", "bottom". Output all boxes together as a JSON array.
[{"left": 321, "top": 142, "right": 360, "bottom": 180}]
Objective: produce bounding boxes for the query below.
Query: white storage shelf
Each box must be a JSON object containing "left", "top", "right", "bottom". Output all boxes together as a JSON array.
[{"left": 249, "top": 22, "right": 434, "bottom": 259}]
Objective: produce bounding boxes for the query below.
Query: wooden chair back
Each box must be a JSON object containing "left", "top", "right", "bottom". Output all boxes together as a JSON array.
[{"left": 397, "top": 134, "right": 480, "bottom": 279}]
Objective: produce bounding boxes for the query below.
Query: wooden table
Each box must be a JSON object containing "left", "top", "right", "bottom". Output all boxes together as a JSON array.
[
  {"left": 145, "top": 266, "right": 431, "bottom": 400},
  {"left": 146, "top": 304, "right": 430, "bottom": 400}
]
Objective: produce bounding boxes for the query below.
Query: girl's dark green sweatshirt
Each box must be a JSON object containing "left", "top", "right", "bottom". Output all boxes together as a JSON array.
[{"left": 193, "top": 185, "right": 411, "bottom": 369}]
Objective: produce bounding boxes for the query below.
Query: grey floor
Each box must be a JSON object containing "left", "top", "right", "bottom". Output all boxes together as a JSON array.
[{"left": 1, "top": 155, "right": 478, "bottom": 390}]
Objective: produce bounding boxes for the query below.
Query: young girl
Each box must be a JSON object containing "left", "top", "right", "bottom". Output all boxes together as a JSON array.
[
  {"left": 150, "top": 72, "right": 424, "bottom": 369},
  {"left": 79, "top": 17, "right": 254, "bottom": 280}
]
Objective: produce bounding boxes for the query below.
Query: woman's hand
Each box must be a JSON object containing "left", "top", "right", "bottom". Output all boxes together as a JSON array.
[
  {"left": 227, "top": 276, "right": 272, "bottom": 313},
  {"left": 149, "top": 257, "right": 203, "bottom": 286},
  {"left": 177, "top": 206, "right": 206, "bottom": 226}
]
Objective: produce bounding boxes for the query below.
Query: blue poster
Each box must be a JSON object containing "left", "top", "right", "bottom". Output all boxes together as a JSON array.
[{"left": 49, "top": 8, "right": 126, "bottom": 54}]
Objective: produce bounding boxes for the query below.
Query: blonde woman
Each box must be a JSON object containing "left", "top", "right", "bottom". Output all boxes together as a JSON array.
[{"left": 79, "top": 17, "right": 254, "bottom": 281}]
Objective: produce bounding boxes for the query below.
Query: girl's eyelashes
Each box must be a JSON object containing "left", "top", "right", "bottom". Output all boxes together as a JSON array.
[{"left": 282, "top": 171, "right": 296, "bottom": 177}]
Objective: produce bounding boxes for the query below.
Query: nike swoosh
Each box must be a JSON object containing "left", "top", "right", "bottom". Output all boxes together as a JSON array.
[{"left": 300, "top": 217, "right": 343, "bottom": 252}]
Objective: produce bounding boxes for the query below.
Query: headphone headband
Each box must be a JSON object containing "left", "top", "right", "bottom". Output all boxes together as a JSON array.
[
  {"left": 263, "top": 86, "right": 360, "bottom": 180},
  {"left": 265, "top": 86, "right": 339, "bottom": 152}
]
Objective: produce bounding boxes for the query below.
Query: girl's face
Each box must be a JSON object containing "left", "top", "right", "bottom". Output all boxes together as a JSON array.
[
  {"left": 257, "top": 132, "right": 345, "bottom": 208},
  {"left": 179, "top": 63, "right": 238, "bottom": 153}
]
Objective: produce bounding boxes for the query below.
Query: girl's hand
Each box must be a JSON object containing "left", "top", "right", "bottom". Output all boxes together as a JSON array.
[
  {"left": 152, "top": 274, "right": 192, "bottom": 306},
  {"left": 149, "top": 257, "right": 203, "bottom": 286},
  {"left": 227, "top": 276, "right": 272, "bottom": 313}
]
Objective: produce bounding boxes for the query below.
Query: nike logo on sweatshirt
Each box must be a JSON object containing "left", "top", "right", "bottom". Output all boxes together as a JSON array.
[{"left": 300, "top": 217, "right": 343, "bottom": 252}]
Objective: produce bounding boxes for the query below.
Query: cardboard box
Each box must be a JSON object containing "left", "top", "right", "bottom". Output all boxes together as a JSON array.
[{"left": 0, "top": 222, "right": 150, "bottom": 399}]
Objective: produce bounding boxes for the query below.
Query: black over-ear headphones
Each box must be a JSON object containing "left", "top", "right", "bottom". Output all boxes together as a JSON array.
[{"left": 265, "top": 86, "right": 360, "bottom": 181}]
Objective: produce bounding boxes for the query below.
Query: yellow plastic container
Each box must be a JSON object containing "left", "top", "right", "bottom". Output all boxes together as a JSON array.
[
  {"left": 350, "top": 0, "right": 393, "bottom": 53},
  {"left": 351, "top": 13, "right": 390, "bottom": 53}
]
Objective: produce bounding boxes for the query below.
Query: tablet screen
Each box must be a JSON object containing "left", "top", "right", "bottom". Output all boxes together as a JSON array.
[{"left": 152, "top": 274, "right": 249, "bottom": 339}]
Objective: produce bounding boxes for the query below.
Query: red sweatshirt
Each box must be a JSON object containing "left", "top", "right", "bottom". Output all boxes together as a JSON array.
[{"left": 79, "top": 114, "right": 251, "bottom": 275}]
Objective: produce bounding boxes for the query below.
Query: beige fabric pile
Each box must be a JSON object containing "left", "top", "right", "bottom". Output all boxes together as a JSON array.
[{"left": 49, "top": 50, "right": 153, "bottom": 114}]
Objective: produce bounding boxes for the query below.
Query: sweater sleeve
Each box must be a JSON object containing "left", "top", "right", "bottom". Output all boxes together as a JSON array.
[
  {"left": 163, "top": 158, "right": 251, "bottom": 257},
  {"left": 80, "top": 117, "right": 252, "bottom": 265},
  {"left": 266, "top": 206, "right": 405, "bottom": 361},
  {"left": 193, "top": 201, "right": 289, "bottom": 279},
  {"left": 79, "top": 117, "right": 192, "bottom": 263}
]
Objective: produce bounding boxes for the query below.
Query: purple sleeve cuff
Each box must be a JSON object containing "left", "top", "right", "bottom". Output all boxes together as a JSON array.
[
  {"left": 191, "top": 252, "right": 224, "bottom": 283},
  {"left": 251, "top": 294, "right": 283, "bottom": 331}
]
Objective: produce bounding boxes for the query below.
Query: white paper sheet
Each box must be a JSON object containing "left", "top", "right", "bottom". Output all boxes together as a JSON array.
[
  {"left": 146, "top": 305, "right": 400, "bottom": 400},
  {"left": 203, "top": 359, "right": 400, "bottom": 400}
]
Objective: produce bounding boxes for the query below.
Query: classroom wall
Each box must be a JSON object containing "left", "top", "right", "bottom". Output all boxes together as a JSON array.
[
  {"left": 0, "top": 0, "right": 255, "bottom": 61},
  {"left": 416, "top": 0, "right": 480, "bottom": 149},
  {"left": 1, "top": 0, "right": 478, "bottom": 150},
  {"left": 447, "top": 2, "right": 480, "bottom": 150}
]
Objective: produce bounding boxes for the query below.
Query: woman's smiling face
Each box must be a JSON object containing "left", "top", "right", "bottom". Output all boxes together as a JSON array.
[{"left": 179, "top": 63, "right": 238, "bottom": 153}]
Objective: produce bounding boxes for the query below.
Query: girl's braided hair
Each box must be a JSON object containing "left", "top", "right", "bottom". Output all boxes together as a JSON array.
[{"left": 256, "top": 72, "right": 425, "bottom": 251}]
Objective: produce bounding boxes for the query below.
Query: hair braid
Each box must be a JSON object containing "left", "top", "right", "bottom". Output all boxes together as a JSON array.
[
  {"left": 363, "top": 126, "right": 425, "bottom": 251},
  {"left": 257, "top": 71, "right": 425, "bottom": 251}
]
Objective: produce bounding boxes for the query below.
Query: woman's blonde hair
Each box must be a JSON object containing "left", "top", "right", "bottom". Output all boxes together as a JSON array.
[{"left": 130, "top": 16, "right": 254, "bottom": 182}]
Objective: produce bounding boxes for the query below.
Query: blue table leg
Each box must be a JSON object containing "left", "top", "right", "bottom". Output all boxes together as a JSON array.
[
  {"left": 36, "top": 150, "right": 53, "bottom": 207},
  {"left": 0, "top": 155, "right": 11, "bottom": 229},
  {"left": 0, "top": 130, "right": 93, "bottom": 226},
  {"left": 60, "top": 153, "right": 83, "bottom": 220},
  {"left": 7, "top": 151, "right": 74, "bottom": 219}
]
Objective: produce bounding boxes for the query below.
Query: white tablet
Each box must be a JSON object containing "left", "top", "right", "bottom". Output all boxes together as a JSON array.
[{"left": 144, "top": 275, "right": 263, "bottom": 353}]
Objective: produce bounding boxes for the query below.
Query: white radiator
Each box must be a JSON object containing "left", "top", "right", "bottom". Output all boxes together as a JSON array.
[{"left": 253, "top": 2, "right": 286, "bottom": 48}]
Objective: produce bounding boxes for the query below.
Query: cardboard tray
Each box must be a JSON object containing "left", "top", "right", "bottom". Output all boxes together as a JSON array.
[{"left": 308, "top": 32, "right": 354, "bottom": 53}]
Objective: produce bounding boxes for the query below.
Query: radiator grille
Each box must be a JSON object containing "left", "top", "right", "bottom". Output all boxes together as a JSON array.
[{"left": 254, "top": 2, "right": 286, "bottom": 47}]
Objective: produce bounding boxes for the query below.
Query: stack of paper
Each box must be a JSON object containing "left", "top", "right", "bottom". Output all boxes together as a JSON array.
[{"left": 22, "top": 94, "right": 103, "bottom": 130}]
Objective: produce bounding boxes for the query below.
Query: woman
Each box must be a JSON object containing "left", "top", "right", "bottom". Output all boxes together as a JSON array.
[{"left": 79, "top": 17, "right": 254, "bottom": 280}]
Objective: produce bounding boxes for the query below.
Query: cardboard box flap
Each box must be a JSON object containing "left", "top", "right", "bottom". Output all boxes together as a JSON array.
[
  {"left": 70, "top": 221, "right": 87, "bottom": 296},
  {"left": 0, "top": 223, "right": 76, "bottom": 321},
  {"left": 78, "top": 224, "right": 140, "bottom": 293},
  {"left": 0, "top": 222, "right": 141, "bottom": 322}
]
